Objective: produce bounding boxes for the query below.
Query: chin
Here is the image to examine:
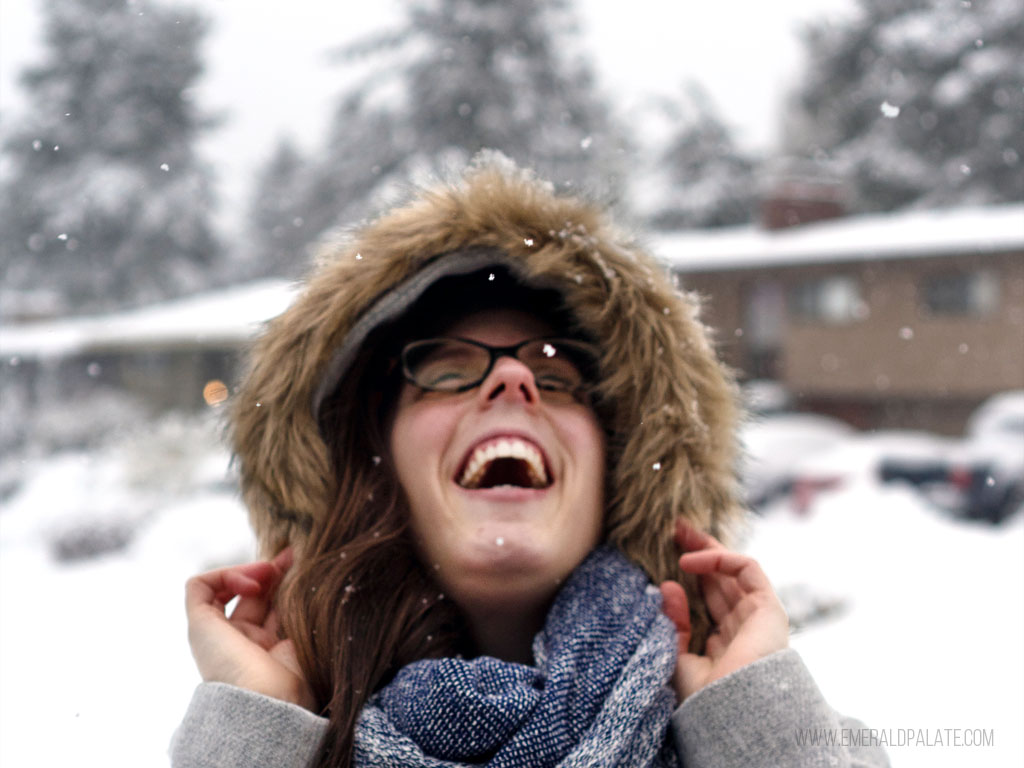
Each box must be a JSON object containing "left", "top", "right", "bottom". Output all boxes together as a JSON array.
[{"left": 443, "top": 533, "right": 579, "bottom": 605}]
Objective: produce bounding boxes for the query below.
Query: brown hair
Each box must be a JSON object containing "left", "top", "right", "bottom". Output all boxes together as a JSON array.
[{"left": 278, "top": 336, "right": 466, "bottom": 768}]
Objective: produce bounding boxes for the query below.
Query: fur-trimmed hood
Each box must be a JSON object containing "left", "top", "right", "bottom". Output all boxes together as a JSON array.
[{"left": 231, "top": 156, "right": 744, "bottom": 605}]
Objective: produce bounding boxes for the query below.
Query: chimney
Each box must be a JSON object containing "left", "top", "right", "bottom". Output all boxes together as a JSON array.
[{"left": 758, "top": 158, "right": 847, "bottom": 230}]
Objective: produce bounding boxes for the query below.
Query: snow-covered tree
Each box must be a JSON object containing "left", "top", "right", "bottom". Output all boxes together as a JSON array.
[
  {"left": 244, "top": 139, "right": 312, "bottom": 279},
  {"left": 0, "top": 0, "right": 222, "bottom": 317},
  {"left": 642, "top": 84, "right": 757, "bottom": 230},
  {"left": 788, "top": 0, "right": 1024, "bottom": 212},
  {"left": 242, "top": 0, "right": 624, "bottom": 274}
]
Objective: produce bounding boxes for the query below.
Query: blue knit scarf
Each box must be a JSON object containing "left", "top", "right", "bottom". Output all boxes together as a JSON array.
[{"left": 353, "top": 546, "right": 679, "bottom": 767}]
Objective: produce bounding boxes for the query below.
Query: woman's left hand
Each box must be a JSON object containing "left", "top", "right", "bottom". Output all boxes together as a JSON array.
[{"left": 659, "top": 519, "right": 789, "bottom": 703}]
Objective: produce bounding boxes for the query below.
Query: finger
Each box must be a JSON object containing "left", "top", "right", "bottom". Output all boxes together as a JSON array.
[
  {"left": 185, "top": 561, "right": 276, "bottom": 616},
  {"left": 698, "top": 567, "right": 744, "bottom": 617},
  {"left": 231, "top": 619, "right": 279, "bottom": 649},
  {"left": 229, "top": 558, "right": 289, "bottom": 627},
  {"left": 228, "top": 592, "right": 272, "bottom": 627},
  {"left": 659, "top": 581, "right": 691, "bottom": 653},
  {"left": 227, "top": 563, "right": 286, "bottom": 626},
  {"left": 678, "top": 550, "right": 773, "bottom": 593},
  {"left": 709, "top": 570, "right": 743, "bottom": 607},
  {"left": 672, "top": 519, "right": 725, "bottom": 553},
  {"left": 272, "top": 546, "right": 294, "bottom": 572},
  {"left": 702, "top": 576, "right": 739, "bottom": 631}
]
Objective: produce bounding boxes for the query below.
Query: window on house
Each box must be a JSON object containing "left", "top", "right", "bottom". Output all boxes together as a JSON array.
[
  {"left": 921, "top": 270, "right": 999, "bottom": 317},
  {"left": 789, "top": 276, "right": 863, "bottom": 324}
]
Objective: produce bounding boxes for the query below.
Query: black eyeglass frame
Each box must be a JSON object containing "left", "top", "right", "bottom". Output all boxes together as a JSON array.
[{"left": 399, "top": 336, "right": 600, "bottom": 394}]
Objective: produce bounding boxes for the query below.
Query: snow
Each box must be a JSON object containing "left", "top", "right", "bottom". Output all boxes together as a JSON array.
[
  {"left": 748, "top": 489, "right": 1023, "bottom": 768},
  {"left": 0, "top": 279, "right": 298, "bottom": 358},
  {"left": 655, "top": 202, "right": 1024, "bottom": 272},
  {"left": 967, "top": 389, "right": 1024, "bottom": 439},
  {"left": 1, "top": 414, "right": 1021, "bottom": 767}
]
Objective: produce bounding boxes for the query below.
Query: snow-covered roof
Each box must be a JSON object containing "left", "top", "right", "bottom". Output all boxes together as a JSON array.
[
  {"left": 655, "top": 203, "right": 1024, "bottom": 272},
  {"left": 3, "top": 203, "right": 1022, "bottom": 360},
  {"left": 0, "top": 279, "right": 299, "bottom": 359}
]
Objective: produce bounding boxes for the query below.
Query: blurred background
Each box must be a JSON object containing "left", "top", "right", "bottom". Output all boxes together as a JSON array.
[{"left": 0, "top": 0, "right": 1021, "bottom": 765}]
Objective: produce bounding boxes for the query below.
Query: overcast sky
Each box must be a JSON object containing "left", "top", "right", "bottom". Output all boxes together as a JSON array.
[{"left": 0, "top": 0, "right": 855, "bottom": 234}]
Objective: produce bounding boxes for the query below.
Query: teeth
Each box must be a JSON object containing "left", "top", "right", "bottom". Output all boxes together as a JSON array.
[{"left": 458, "top": 438, "right": 548, "bottom": 489}]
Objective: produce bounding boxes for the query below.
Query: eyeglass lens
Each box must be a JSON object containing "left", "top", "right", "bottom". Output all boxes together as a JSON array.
[{"left": 403, "top": 339, "right": 593, "bottom": 392}]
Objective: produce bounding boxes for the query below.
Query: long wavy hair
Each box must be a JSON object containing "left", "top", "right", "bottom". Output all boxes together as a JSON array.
[
  {"left": 277, "top": 271, "right": 584, "bottom": 767},
  {"left": 277, "top": 331, "right": 467, "bottom": 768}
]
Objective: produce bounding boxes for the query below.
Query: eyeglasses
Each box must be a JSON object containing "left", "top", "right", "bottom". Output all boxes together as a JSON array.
[{"left": 400, "top": 337, "right": 599, "bottom": 396}]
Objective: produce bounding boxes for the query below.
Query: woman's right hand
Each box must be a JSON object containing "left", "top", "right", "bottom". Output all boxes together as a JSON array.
[{"left": 185, "top": 547, "right": 316, "bottom": 711}]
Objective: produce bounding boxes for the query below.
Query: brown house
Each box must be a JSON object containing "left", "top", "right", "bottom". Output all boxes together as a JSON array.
[{"left": 658, "top": 203, "right": 1024, "bottom": 434}]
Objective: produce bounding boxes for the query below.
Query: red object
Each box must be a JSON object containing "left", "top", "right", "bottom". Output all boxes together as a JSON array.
[
  {"left": 792, "top": 477, "right": 843, "bottom": 515},
  {"left": 949, "top": 466, "right": 973, "bottom": 490}
]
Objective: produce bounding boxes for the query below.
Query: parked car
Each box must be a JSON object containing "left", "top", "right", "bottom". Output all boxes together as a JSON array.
[
  {"left": 739, "top": 412, "right": 855, "bottom": 509},
  {"left": 789, "top": 429, "right": 953, "bottom": 514},
  {"left": 879, "top": 390, "right": 1024, "bottom": 524}
]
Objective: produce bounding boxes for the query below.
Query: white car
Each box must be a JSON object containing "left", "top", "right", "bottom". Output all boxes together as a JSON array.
[
  {"left": 879, "top": 390, "right": 1024, "bottom": 523},
  {"left": 739, "top": 412, "right": 855, "bottom": 508}
]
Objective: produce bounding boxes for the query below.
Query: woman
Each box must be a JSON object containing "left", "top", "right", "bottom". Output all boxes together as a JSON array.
[{"left": 172, "top": 157, "right": 888, "bottom": 767}]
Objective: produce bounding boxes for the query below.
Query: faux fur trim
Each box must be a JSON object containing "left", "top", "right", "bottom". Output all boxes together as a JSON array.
[{"left": 230, "top": 158, "right": 744, "bottom": 646}]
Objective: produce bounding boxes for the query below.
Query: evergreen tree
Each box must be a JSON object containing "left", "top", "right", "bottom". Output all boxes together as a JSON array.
[
  {"left": 243, "top": 0, "right": 624, "bottom": 276},
  {"left": 0, "top": 0, "right": 222, "bottom": 316},
  {"left": 789, "top": 0, "right": 1024, "bottom": 212},
  {"left": 643, "top": 84, "right": 757, "bottom": 230},
  {"left": 245, "top": 139, "right": 311, "bottom": 279}
]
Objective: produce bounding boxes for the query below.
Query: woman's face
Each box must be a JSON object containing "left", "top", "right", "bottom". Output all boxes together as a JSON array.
[{"left": 388, "top": 310, "right": 606, "bottom": 618}]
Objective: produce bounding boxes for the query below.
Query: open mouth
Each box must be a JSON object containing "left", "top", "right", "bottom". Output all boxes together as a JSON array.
[{"left": 456, "top": 437, "right": 551, "bottom": 490}]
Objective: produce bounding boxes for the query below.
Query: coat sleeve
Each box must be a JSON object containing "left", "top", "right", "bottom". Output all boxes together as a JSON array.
[
  {"left": 670, "top": 649, "right": 889, "bottom": 767},
  {"left": 169, "top": 682, "right": 327, "bottom": 768}
]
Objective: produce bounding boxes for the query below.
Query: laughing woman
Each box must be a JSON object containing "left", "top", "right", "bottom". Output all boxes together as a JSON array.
[{"left": 172, "top": 158, "right": 888, "bottom": 767}]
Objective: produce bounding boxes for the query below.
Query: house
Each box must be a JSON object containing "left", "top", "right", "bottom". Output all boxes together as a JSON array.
[
  {"left": 3, "top": 202, "right": 1021, "bottom": 444},
  {"left": 0, "top": 280, "right": 297, "bottom": 446},
  {"left": 657, "top": 203, "right": 1024, "bottom": 434}
]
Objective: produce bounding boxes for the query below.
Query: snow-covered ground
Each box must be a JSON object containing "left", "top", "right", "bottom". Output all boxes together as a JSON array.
[{"left": 1, "top": 413, "right": 1021, "bottom": 767}]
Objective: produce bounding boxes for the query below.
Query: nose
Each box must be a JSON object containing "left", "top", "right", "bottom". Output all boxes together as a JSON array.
[{"left": 479, "top": 354, "right": 540, "bottom": 406}]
